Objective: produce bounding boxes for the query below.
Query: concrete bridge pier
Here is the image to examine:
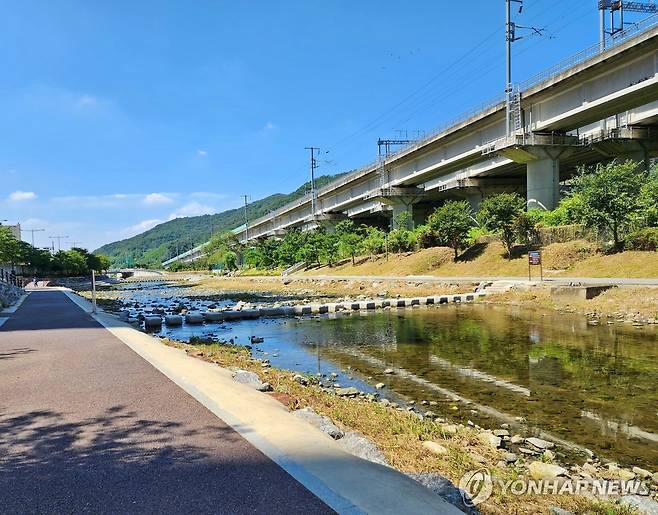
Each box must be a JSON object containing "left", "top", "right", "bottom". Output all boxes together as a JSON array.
[
  {"left": 527, "top": 157, "right": 561, "bottom": 211},
  {"left": 501, "top": 144, "right": 574, "bottom": 211},
  {"left": 372, "top": 187, "right": 426, "bottom": 229},
  {"left": 311, "top": 213, "right": 348, "bottom": 232}
]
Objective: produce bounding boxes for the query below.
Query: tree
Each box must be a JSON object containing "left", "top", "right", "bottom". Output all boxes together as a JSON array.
[
  {"left": 639, "top": 163, "right": 658, "bottom": 228},
  {"left": 335, "top": 220, "right": 362, "bottom": 265},
  {"left": 572, "top": 160, "right": 645, "bottom": 250},
  {"left": 477, "top": 193, "right": 526, "bottom": 259},
  {"left": 427, "top": 201, "right": 474, "bottom": 260},
  {"left": 393, "top": 210, "right": 412, "bottom": 230},
  {"left": 362, "top": 226, "right": 386, "bottom": 256},
  {"left": 276, "top": 230, "right": 304, "bottom": 267},
  {"left": 0, "top": 226, "right": 21, "bottom": 265}
]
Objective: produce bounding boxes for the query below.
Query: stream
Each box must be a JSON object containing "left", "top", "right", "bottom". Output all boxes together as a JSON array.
[{"left": 104, "top": 281, "right": 658, "bottom": 469}]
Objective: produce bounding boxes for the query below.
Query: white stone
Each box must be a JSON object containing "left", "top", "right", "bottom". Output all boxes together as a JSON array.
[
  {"left": 422, "top": 441, "right": 448, "bottom": 456},
  {"left": 528, "top": 461, "right": 567, "bottom": 480}
]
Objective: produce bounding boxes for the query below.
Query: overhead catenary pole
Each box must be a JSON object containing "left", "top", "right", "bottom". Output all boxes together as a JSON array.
[
  {"left": 304, "top": 147, "right": 320, "bottom": 218},
  {"left": 506, "top": 0, "right": 512, "bottom": 137},
  {"left": 22, "top": 228, "right": 45, "bottom": 247},
  {"left": 241, "top": 194, "right": 250, "bottom": 241},
  {"left": 505, "top": 0, "right": 546, "bottom": 137},
  {"left": 49, "top": 235, "right": 69, "bottom": 252}
]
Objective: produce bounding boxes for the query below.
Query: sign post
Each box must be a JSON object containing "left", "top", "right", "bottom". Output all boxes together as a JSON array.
[
  {"left": 91, "top": 269, "right": 97, "bottom": 314},
  {"left": 528, "top": 250, "right": 543, "bottom": 281}
]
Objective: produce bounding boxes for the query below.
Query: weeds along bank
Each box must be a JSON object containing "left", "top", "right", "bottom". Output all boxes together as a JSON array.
[{"left": 159, "top": 337, "right": 655, "bottom": 515}]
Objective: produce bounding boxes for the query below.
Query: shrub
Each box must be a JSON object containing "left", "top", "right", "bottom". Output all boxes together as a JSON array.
[
  {"left": 414, "top": 224, "right": 440, "bottom": 249},
  {"left": 625, "top": 227, "right": 658, "bottom": 251},
  {"left": 465, "top": 226, "right": 491, "bottom": 246},
  {"left": 388, "top": 228, "right": 417, "bottom": 252}
]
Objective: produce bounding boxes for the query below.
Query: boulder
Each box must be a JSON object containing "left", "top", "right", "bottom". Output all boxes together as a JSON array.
[
  {"left": 336, "top": 431, "right": 388, "bottom": 466},
  {"left": 335, "top": 387, "right": 359, "bottom": 397},
  {"left": 620, "top": 495, "right": 658, "bottom": 515},
  {"left": 406, "top": 472, "right": 479, "bottom": 515},
  {"left": 632, "top": 466, "right": 652, "bottom": 479},
  {"left": 439, "top": 423, "right": 458, "bottom": 435},
  {"left": 422, "top": 441, "right": 448, "bottom": 456},
  {"left": 528, "top": 461, "right": 567, "bottom": 480},
  {"left": 232, "top": 370, "right": 268, "bottom": 391},
  {"left": 526, "top": 437, "right": 554, "bottom": 450},
  {"left": 293, "top": 407, "right": 344, "bottom": 440},
  {"left": 292, "top": 374, "right": 309, "bottom": 386},
  {"left": 477, "top": 432, "right": 502, "bottom": 449}
]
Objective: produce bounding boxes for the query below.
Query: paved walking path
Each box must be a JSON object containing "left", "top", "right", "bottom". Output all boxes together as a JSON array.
[{"left": 0, "top": 291, "right": 332, "bottom": 514}]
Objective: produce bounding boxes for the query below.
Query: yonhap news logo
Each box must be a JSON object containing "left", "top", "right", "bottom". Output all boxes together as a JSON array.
[{"left": 458, "top": 468, "right": 650, "bottom": 507}]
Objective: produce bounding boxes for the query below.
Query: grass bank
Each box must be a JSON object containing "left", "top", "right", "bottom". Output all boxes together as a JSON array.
[
  {"left": 295, "top": 241, "right": 658, "bottom": 279},
  {"left": 161, "top": 337, "right": 641, "bottom": 515}
]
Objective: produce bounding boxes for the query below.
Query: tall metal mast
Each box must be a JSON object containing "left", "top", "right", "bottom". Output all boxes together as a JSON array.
[
  {"left": 304, "top": 147, "right": 320, "bottom": 218},
  {"left": 598, "top": 1, "right": 658, "bottom": 47}
]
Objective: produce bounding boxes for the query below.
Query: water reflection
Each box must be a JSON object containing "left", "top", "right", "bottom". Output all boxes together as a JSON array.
[{"left": 152, "top": 300, "right": 657, "bottom": 468}]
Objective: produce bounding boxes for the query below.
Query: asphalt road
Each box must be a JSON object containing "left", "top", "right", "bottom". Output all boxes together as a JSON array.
[{"left": 0, "top": 291, "right": 333, "bottom": 514}]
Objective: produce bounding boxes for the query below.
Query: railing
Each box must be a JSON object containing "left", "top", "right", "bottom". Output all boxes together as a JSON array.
[
  {"left": 519, "top": 12, "right": 658, "bottom": 92},
  {"left": 238, "top": 13, "right": 658, "bottom": 236}
]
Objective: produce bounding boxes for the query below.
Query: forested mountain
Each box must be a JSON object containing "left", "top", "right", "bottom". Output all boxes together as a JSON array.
[{"left": 95, "top": 173, "right": 346, "bottom": 267}]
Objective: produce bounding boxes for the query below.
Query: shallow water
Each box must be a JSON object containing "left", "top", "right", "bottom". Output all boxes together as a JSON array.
[{"left": 112, "top": 284, "right": 658, "bottom": 468}]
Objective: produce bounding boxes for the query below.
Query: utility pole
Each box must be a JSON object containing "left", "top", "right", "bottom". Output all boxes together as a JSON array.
[
  {"left": 505, "top": 0, "right": 545, "bottom": 137},
  {"left": 22, "top": 228, "right": 45, "bottom": 247},
  {"left": 49, "top": 235, "right": 69, "bottom": 252},
  {"left": 241, "top": 195, "right": 250, "bottom": 241},
  {"left": 304, "top": 147, "right": 320, "bottom": 218},
  {"left": 69, "top": 241, "right": 84, "bottom": 249}
]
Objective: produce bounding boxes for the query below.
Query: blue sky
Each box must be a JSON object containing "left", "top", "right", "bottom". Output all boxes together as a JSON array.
[{"left": 0, "top": 0, "right": 631, "bottom": 250}]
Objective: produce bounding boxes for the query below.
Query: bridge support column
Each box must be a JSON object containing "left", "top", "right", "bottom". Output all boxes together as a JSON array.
[
  {"left": 370, "top": 186, "right": 426, "bottom": 229},
  {"left": 465, "top": 193, "right": 483, "bottom": 213},
  {"left": 619, "top": 148, "right": 649, "bottom": 171},
  {"left": 527, "top": 157, "right": 560, "bottom": 211},
  {"left": 389, "top": 198, "right": 421, "bottom": 229}
]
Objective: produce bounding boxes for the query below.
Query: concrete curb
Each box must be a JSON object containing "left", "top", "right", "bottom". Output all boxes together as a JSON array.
[{"left": 62, "top": 289, "right": 460, "bottom": 515}]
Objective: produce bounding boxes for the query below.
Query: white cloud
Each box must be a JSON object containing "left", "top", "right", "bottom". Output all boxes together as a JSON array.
[
  {"left": 168, "top": 202, "right": 216, "bottom": 220},
  {"left": 120, "top": 219, "right": 162, "bottom": 237},
  {"left": 8, "top": 190, "right": 37, "bottom": 202},
  {"left": 77, "top": 94, "right": 98, "bottom": 108},
  {"left": 197, "top": 149, "right": 208, "bottom": 157},
  {"left": 143, "top": 193, "right": 173, "bottom": 205},
  {"left": 263, "top": 121, "right": 277, "bottom": 130}
]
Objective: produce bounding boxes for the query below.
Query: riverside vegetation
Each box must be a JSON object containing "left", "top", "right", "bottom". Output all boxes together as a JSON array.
[
  {"left": 168, "top": 160, "right": 658, "bottom": 277},
  {"left": 159, "top": 336, "right": 653, "bottom": 515}
]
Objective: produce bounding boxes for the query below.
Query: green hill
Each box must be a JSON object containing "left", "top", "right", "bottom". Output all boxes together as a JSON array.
[{"left": 95, "top": 173, "right": 346, "bottom": 267}]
